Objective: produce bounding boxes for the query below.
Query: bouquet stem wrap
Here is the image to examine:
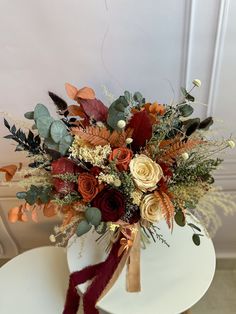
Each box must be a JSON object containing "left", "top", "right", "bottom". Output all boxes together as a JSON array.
[{"left": 63, "top": 227, "right": 141, "bottom": 314}]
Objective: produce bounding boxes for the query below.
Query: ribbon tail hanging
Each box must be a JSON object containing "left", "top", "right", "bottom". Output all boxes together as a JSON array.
[{"left": 126, "top": 226, "right": 141, "bottom": 292}]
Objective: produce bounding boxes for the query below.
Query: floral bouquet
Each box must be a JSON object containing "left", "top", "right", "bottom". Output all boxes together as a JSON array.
[{"left": 1, "top": 79, "right": 235, "bottom": 314}]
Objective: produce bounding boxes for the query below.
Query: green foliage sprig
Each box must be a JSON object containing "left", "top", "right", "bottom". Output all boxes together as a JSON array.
[
  {"left": 172, "top": 157, "right": 223, "bottom": 185},
  {"left": 16, "top": 185, "right": 52, "bottom": 205},
  {"left": 4, "top": 119, "right": 42, "bottom": 154},
  {"left": 25, "top": 103, "right": 73, "bottom": 156}
]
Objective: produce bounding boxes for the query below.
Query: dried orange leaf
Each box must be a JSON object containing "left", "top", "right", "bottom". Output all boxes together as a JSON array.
[
  {"left": 19, "top": 212, "right": 28, "bottom": 222},
  {"left": 67, "top": 105, "right": 86, "bottom": 117},
  {"left": 0, "top": 164, "right": 17, "bottom": 181},
  {"left": 24, "top": 203, "right": 32, "bottom": 211},
  {"left": 43, "top": 202, "right": 57, "bottom": 217},
  {"left": 8, "top": 206, "right": 20, "bottom": 223},
  {"left": 62, "top": 210, "right": 74, "bottom": 226},
  {"left": 65, "top": 83, "right": 78, "bottom": 100},
  {"left": 31, "top": 208, "right": 38, "bottom": 223},
  {"left": 77, "top": 87, "right": 95, "bottom": 100}
]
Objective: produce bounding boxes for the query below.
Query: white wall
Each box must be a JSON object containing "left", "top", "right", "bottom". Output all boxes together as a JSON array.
[{"left": 0, "top": 0, "right": 235, "bottom": 258}]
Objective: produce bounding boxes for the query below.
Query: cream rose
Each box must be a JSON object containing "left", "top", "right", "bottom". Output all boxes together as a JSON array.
[
  {"left": 129, "top": 154, "right": 163, "bottom": 192},
  {"left": 140, "top": 193, "right": 163, "bottom": 223}
]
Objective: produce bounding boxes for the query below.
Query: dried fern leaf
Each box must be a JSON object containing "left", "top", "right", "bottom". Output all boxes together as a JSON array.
[
  {"left": 158, "top": 135, "right": 182, "bottom": 149},
  {"left": 160, "top": 139, "right": 204, "bottom": 164},
  {"left": 71, "top": 126, "right": 111, "bottom": 146},
  {"left": 72, "top": 126, "right": 133, "bottom": 147},
  {"left": 110, "top": 128, "right": 133, "bottom": 147},
  {"left": 154, "top": 191, "right": 175, "bottom": 229}
]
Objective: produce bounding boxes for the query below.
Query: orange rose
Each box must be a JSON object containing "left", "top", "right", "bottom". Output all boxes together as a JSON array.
[
  {"left": 78, "top": 173, "right": 99, "bottom": 202},
  {"left": 109, "top": 147, "right": 133, "bottom": 171}
]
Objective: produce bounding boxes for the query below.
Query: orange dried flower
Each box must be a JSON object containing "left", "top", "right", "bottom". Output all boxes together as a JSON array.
[
  {"left": 144, "top": 102, "right": 165, "bottom": 124},
  {"left": 148, "top": 102, "right": 165, "bottom": 115}
]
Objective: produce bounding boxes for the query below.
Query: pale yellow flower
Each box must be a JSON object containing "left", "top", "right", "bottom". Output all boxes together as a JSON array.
[
  {"left": 117, "top": 120, "right": 126, "bottom": 129},
  {"left": 71, "top": 137, "right": 112, "bottom": 167},
  {"left": 129, "top": 154, "right": 163, "bottom": 192},
  {"left": 49, "top": 234, "right": 56, "bottom": 243},
  {"left": 192, "top": 79, "right": 201, "bottom": 87},
  {"left": 181, "top": 152, "right": 189, "bottom": 160},
  {"left": 126, "top": 137, "right": 133, "bottom": 144},
  {"left": 227, "top": 140, "right": 235, "bottom": 149},
  {"left": 140, "top": 193, "right": 163, "bottom": 223},
  {"left": 109, "top": 223, "right": 119, "bottom": 231},
  {"left": 130, "top": 189, "right": 143, "bottom": 206},
  {"left": 97, "top": 172, "right": 120, "bottom": 186}
]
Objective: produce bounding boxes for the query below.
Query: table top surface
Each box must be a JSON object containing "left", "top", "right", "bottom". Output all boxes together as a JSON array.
[{"left": 67, "top": 218, "right": 216, "bottom": 314}]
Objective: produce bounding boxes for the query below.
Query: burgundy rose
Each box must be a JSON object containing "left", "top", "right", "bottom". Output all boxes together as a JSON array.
[
  {"left": 89, "top": 166, "right": 102, "bottom": 177},
  {"left": 128, "top": 209, "right": 141, "bottom": 224},
  {"left": 51, "top": 157, "right": 82, "bottom": 194},
  {"left": 92, "top": 188, "right": 125, "bottom": 222}
]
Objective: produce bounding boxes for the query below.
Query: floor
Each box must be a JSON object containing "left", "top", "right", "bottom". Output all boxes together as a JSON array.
[
  {"left": 191, "top": 259, "right": 236, "bottom": 314},
  {"left": 0, "top": 259, "right": 236, "bottom": 313}
]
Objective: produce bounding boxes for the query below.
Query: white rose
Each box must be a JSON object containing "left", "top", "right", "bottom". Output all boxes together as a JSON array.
[
  {"left": 140, "top": 194, "right": 163, "bottom": 223},
  {"left": 129, "top": 154, "right": 163, "bottom": 192}
]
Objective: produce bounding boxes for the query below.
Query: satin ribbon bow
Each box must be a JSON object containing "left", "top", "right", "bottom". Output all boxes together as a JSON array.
[{"left": 118, "top": 237, "right": 133, "bottom": 257}]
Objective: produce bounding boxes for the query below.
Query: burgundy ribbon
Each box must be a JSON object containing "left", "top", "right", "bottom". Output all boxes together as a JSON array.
[{"left": 63, "top": 239, "right": 122, "bottom": 314}]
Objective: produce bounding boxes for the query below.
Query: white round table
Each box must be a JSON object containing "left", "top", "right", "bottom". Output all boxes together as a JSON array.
[
  {"left": 67, "top": 219, "right": 216, "bottom": 314},
  {"left": 0, "top": 247, "right": 69, "bottom": 314}
]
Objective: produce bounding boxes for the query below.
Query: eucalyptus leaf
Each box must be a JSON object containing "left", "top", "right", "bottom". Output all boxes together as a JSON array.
[
  {"left": 30, "top": 185, "right": 39, "bottom": 193},
  {"left": 59, "top": 134, "right": 73, "bottom": 155},
  {"left": 24, "top": 111, "right": 34, "bottom": 120},
  {"left": 186, "top": 93, "right": 195, "bottom": 102},
  {"left": 180, "top": 87, "right": 195, "bottom": 101},
  {"left": 133, "top": 91, "right": 143, "bottom": 104},
  {"left": 180, "top": 87, "right": 188, "bottom": 96},
  {"left": 16, "top": 192, "right": 27, "bottom": 199},
  {"left": 85, "top": 207, "right": 101, "bottom": 227},
  {"left": 107, "top": 96, "right": 129, "bottom": 130},
  {"left": 25, "top": 190, "right": 38, "bottom": 205},
  {"left": 174, "top": 211, "right": 186, "bottom": 227},
  {"left": 188, "top": 223, "right": 201, "bottom": 232},
  {"left": 184, "top": 118, "right": 200, "bottom": 137},
  {"left": 76, "top": 220, "right": 92, "bottom": 237},
  {"left": 44, "top": 138, "right": 60, "bottom": 151},
  {"left": 34, "top": 104, "right": 50, "bottom": 120},
  {"left": 199, "top": 117, "right": 213, "bottom": 130},
  {"left": 50, "top": 120, "right": 68, "bottom": 143},
  {"left": 36, "top": 116, "right": 54, "bottom": 138},
  {"left": 124, "top": 90, "right": 131, "bottom": 103},
  {"left": 39, "top": 191, "right": 51, "bottom": 204},
  {"left": 179, "top": 104, "right": 194, "bottom": 117},
  {"left": 58, "top": 143, "right": 69, "bottom": 156},
  {"left": 192, "top": 234, "right": 201, "bottom": 246}
]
